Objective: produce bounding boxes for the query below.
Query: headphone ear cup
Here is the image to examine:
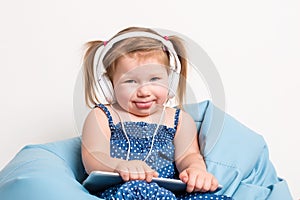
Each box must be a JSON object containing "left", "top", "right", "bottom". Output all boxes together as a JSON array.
[
  {"left": 98, "top": 75, "right": 115, "bottom": 103},
  {"left": 168, "top": 70, "right": 180, "bottom": 99}
]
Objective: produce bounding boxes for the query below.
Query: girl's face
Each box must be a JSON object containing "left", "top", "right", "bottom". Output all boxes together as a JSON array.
[{"left": 112, "top": 55, "right": 169, "bottom": 117}]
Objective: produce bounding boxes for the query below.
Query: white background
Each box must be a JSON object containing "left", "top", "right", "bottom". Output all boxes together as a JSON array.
[{"left": 0, "top": 0, "right": 299, "bottom": 198}]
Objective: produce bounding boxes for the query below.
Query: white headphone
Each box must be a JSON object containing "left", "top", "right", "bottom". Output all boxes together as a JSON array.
[{"left": 93, "top": 31, "right": 182, "bottom": 104}]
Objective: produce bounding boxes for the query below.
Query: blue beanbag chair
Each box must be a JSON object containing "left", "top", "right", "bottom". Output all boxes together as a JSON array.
[{"left": 0, "top": 101, "right": 293, "bottom": 199}]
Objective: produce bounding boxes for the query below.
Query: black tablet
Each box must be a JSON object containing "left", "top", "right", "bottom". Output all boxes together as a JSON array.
[{"left": 83, "top": 171, "right": 223, "bottom": 193}]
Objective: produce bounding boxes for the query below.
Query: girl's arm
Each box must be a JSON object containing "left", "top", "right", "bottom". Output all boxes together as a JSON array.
[
  {"left": 81, "top": 108, "right": 112, "bottom": 173},
  {"left": 81, "top": 108, "right": 158, "bottom": 182},
  {"left": 174, "top": 111, "right": 219, "bottom": 193}
]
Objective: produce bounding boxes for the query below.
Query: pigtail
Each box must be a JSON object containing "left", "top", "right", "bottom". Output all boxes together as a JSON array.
[
  {"left": 83, "top": 41, "right": 105, "bottom": 108},
  {"left": 168, "top": 36, "right": 188, "bottom": 109}
]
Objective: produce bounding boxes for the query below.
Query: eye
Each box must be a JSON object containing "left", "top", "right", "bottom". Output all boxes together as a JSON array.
[
  {"left": 150, "top": 77, "right": 161, "bottom": 82},
  {"left": 124, "top": 79, "right": 136, "bottom": 84}
]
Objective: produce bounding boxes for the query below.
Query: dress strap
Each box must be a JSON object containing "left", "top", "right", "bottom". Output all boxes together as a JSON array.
[
  {"left": 173, "top": 108, "right": 181, "bottom": 130},
  {"left": 95, "top": 104, "right": 115, "bottom": 131}
]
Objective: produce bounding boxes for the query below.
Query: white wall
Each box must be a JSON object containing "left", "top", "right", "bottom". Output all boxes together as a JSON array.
[{"left": 0, "top": 0, "right": 299, "bottom": 198}]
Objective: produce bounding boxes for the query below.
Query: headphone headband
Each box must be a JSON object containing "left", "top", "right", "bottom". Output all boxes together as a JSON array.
[{"left": 94, "top": 31, "right": 181, "bottom": 78}]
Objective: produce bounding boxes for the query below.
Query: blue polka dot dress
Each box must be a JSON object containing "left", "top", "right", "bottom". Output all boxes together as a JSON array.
[{"left": 96, "top": 104, "right": 233, "bottom": 200}]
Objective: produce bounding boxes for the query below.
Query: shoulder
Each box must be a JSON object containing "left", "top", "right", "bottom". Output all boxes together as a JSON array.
[
  {"left": 163, "top": 107, "right": 195, "bottom": 128},
  {"left": 176, "top": 109, "right": 196, "bottom": 131},
  {"left": 87, "top": 104, "right": 108, "bottom": 119},
  {"left": 165, "top": 107, "right": 193, "bottom": 121},
  {"left": 180, "top": 110, "right": 195, "bottom": 122},
  {"left": 83, "top": 105, "right": 110, "bottom": 129},
  {"left": 82, "top": 104, "right": 112, "bottom": 138}
]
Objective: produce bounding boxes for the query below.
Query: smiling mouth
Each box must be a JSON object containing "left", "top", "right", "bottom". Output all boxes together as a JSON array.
[{"left": 134, "top": 101, "right": 153, "bottom": 109}]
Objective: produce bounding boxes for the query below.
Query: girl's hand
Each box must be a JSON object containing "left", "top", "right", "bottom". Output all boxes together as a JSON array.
[
  {"left": 179, "top": 168, "right": 219, "bottom": 193},
  {"left": 115, "top": 160, "right": 159, "bottom": 182}
]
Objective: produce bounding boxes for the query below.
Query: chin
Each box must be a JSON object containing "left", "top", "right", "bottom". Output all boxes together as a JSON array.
[
  {"left": 130, "top": 107, "right": 158, "bottom": 117},
  {"left": 130, "top": 110, "right": 152, "bottom": 117}
]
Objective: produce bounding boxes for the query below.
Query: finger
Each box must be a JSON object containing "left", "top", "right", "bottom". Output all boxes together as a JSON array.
[
  {"left": 186, "top": 173, "right": 196, "bottom": 193},
  {"left": 145, "top": 170, "right": 154, "bottom": 182},
  {"left": 126, "top": 164, "right": 139, "bottom": 180},
  {"left": 193, "top": 175, "right": 204, "bottom": 192},
  {"left": 142, "top": 165, "right": 156, "bottom": 182},
  {"left": 118, "top": 168, "right": 130, "bottom": 182},
  {"left": 136, "top": 165, "right": 146, "bottom": 180},
  {"left": 179, "top": 170, "right": 188, "bottom": 183},
  {"left": 129, "top": 170, "right": 139, "bottom": 180},
  {"left": 201, "top": 177, "right": 211, "bottom": 192},
  {"left": 211, "top": 177, "right": 219, "bottom": 191}
]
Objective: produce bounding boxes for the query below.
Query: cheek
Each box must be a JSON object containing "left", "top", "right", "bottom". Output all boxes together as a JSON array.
[
  {"left": 114, "top": 85, "right": 136, "bottom": 101},
  {"left": 160, "top": 88, "right": 169, "bottom": 101},
  {"left": 154, "top": 83, "right": 169, "bottom": 102},
  {"left": 158, "top": 80, "right": 169, "bottom": 95}
]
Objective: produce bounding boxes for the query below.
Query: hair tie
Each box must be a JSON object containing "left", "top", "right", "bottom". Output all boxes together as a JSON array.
[
  {"left": 103, "top": 41, "right": 108, "bottom": 46},
  {"left": 163, "top": 36, "right": 169, "bottom": 40}
]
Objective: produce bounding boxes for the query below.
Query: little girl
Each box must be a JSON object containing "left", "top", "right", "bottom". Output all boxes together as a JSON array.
[{"left": 81, "top": 27, "right": 232, "bottom": 200}]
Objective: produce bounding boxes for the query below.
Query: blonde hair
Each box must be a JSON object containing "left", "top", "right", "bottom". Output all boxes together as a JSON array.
[{"left": 83, "top": 27, "right": 188, "bottom": 108}]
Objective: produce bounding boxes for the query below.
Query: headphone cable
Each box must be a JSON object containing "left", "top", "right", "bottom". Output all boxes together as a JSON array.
[{"left": 110, "top": 103, "right": 167, "bottom": 161}]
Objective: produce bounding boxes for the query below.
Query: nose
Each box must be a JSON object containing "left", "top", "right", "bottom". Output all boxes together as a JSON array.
[{"left": 136, "top": 85, "right": 151, "bottom": 97}]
